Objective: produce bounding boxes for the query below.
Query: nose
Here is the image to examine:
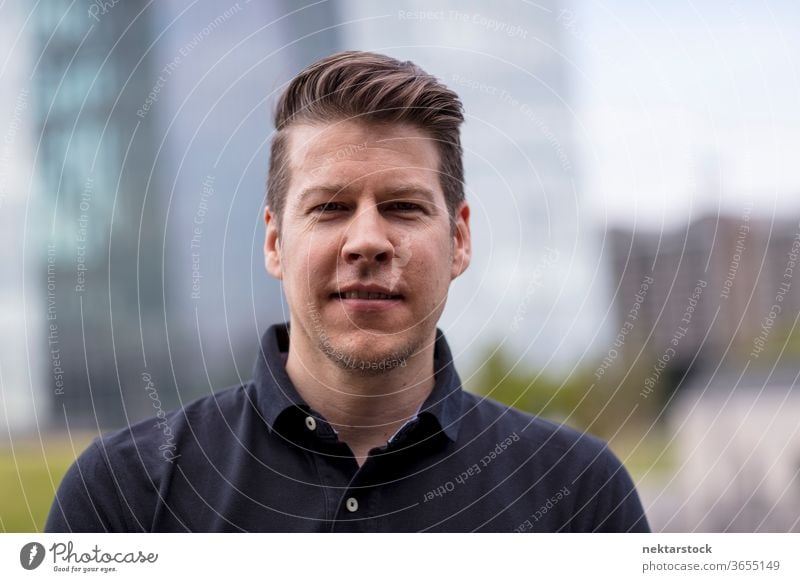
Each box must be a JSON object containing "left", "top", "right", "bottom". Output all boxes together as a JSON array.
[{"left": 340, "top": 204, "right": 394, "bottom": 265}]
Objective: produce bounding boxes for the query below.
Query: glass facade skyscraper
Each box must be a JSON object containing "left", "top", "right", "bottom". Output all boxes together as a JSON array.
[
  {"left": 32, "top": 1, "right": 163, "bottom": 428},
  {"left": 28, "top": 1, "right": 341, "bottom": 430}
]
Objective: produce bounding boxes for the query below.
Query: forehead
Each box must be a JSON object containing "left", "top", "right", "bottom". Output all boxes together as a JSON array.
[{"left": 283, "top": 120, "right": 442, "bottom": 193}]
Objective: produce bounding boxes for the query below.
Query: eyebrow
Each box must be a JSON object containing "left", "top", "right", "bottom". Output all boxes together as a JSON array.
[
  {"left": 298, "top": 185, "right": 347, "bottom": 201},
  {"left": 298, "top": 184, "right": 438, "bottom": 203}
]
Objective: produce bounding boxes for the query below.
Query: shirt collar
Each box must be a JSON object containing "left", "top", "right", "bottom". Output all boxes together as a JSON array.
[{"left": 250, "top": 322, "right": 463, "bottom": 442}]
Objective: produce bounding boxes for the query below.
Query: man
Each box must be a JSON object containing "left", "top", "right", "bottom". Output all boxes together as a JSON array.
[{"left": 46, "top": 51, "right": 649, "bottom": 532}]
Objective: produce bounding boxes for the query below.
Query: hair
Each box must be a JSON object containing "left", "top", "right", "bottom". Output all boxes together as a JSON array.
[{"left": 267, "top": 51, "right": 465, "bottom": 230}]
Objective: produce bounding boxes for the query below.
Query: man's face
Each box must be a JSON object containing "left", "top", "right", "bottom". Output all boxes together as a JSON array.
[{"left": 264, "top": 120, "right": 471, "bottom": 371}]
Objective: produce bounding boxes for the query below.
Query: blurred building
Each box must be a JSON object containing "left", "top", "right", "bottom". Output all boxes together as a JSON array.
[
  {"left": 31, "top": 1, "right": 164, "bottom": 429},
  {"left": 157, "top": 0, "right": 341, "bottom": 401},
  {"left": 21, "top": 0, "right": 616, "bottom": 433},
  {"left": 660, "top": 366, "right": 800, "bottom": 532},
  {"left": 340, "top": 0, "right": 602, "bottom": 373},
  {"left": 607, "top": 213, "right": 800, "bottom": 383},
  {"left": 26, "top": 1, "right": 342, "bottom": 431},
  {"left": 0, "top": 1, "right": 43, "bottom": 435}
]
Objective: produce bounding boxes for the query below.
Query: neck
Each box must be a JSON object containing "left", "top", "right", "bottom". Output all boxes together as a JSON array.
[{"left": 285, "top": 327, "right": 437, "bottom": 465}]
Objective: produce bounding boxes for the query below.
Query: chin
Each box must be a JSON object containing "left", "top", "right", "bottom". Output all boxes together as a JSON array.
[
  {"left": 320, "top": 329, "right": 416, "bottom": 370},
  {"left": 343, "top": 331, "right": 405, "bottom": 356}
]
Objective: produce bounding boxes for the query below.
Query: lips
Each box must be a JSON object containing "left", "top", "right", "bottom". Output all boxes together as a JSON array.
[
  {"left": 329, "top": 285, "right": 404, "bottom": 312},
  {"left": 330, "top": 285, "right": 403, "bottom": 301},
  {"left": 333, "top": 290, "right": 402, "bottom": 300}
]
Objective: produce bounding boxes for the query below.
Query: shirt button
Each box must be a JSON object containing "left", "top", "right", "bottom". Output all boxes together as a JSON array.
[
  {"left": 305, "top": 416, "right": 317, "bottom": 431},
  {"left": 345, "top": 497, "right": 359, "bottom": 513}
]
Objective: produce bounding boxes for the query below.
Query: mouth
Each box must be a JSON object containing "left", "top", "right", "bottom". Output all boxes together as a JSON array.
[
  {"left": 332, "top": 290, "right": 403, "bottom": 300},
  {"left": 329, "top": 287, "right": 404, "bottom": 312}
]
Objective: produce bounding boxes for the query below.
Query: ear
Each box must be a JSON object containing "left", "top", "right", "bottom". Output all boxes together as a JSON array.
[
  {"left": 450, "top": 201, "right": 471, "bottom": 280},
  {"left": 264, "top": 206, "right": 282, "bottom": 279}
]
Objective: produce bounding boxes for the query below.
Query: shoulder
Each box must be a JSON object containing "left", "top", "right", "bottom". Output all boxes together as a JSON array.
[
  {"left": 99, "top": 383, "right": 245, "bottom": 456},
  {"left": 47, "top": 383, "right": 251, "bottom": 532},
  {"left": 460, "top": 391, "right": 611, "bottom": 462},
  {"left": 459, "top": 391, "right": 650, "bottom": 531}
]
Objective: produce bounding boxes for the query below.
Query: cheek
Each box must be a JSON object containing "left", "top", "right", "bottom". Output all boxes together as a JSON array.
[
  {"left": 409, "top": 246, "right": 451, "bottom": 298},
  {"left": 285, "top": 235, "right": 341, "bottom": 294}
]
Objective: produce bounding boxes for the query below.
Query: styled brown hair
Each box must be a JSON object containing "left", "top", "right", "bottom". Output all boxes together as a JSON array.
[{"left": 267, "top": 51, "right": 465, "bottom": 230}]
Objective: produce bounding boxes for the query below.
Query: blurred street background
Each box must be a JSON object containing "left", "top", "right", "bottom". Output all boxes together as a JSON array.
[{"left": 1, "top": 0, "right": 799, "bottom": 532}]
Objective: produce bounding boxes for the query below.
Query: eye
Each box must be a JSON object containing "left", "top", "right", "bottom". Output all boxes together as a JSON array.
[
  {"left": 385, "top": 201, "right": 424, "bottom": 213},
  {"left": 311, "top": 202, "right": 347, "bottom": 213}
]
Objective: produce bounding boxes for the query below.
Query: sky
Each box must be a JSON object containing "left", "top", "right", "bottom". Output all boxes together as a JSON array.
[{"left": 568, "top": 0, "right": 800, "bottom": 227}]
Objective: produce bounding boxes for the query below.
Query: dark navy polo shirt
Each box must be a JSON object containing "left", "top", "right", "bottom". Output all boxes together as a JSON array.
[{"left": 46, "top": 323, "right": 650, "bottom": 532}]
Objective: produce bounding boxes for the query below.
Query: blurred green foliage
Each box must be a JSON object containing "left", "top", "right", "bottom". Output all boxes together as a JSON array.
[
  {"left": 0, "top": 435, "right": 92, "bottom": 532},
  {"left": 467, "top": 345, "right": 664, "bottom": 441},
  {"left": 466, "top": 345, "right": 677, "bottom": 480}
]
